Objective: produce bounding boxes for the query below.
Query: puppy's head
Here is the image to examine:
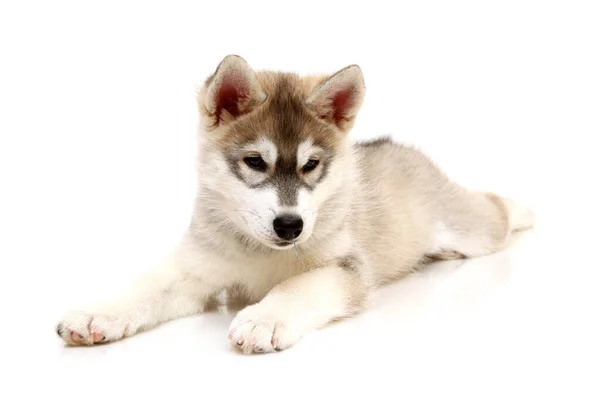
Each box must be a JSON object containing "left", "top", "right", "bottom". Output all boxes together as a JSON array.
[{"left": 197, "top": 55, "right": 365, "bottom": 250}]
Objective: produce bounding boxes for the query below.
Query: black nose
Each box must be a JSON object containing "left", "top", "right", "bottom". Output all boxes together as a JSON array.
[{"left": 273, "top": 214, "right": 303, "bottom": 241}]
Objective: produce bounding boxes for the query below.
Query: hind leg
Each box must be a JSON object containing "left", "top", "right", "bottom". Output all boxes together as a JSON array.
[{"left": 427, "top": 190, "right": 534, "bottom": 260}]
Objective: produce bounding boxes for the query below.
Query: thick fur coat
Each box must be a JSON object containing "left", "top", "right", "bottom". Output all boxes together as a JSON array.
[{"left": 56, "top": 55, "right": 534, "bottom": 353}]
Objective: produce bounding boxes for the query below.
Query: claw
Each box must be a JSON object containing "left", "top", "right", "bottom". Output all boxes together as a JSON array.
[{"left": 56, "top": 323, "right": 64, "bottom": 337}]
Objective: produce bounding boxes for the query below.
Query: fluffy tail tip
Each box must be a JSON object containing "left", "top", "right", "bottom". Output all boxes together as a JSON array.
[{"left": 503, "top": 197, "right": 535, "bottom": 231}]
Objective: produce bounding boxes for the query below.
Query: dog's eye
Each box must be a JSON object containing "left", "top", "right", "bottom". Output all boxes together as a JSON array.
[
  {"left": 243, "top": 155, "right": 267, "bottom": 172},
  {"left": 302, "top": 159, "right": 320, "bottom": 173}
]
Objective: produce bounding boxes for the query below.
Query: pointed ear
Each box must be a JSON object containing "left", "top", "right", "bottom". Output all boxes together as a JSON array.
[
  {"left": 201, "top": 55, "right": 267, "bottom": 127},
  {"left": 306, "top": 65, "right": 366, "bottom": 132}
]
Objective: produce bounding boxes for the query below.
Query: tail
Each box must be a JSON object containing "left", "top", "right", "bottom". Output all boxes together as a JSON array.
[{"left": 497, "top": 196, "right": 535, "bottom": 233}]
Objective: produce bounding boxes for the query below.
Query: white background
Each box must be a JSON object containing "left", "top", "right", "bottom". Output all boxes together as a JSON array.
[{"left": 1, "top": 1, "right": 599, "bottom": 399}]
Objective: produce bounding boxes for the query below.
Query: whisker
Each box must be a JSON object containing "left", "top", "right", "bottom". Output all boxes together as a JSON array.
[
  {"left": 234, "top": 209, "right": 262, "bottom": 218},
  {"left": 292, "top": 239, "right": 299, "bottom": 262}
]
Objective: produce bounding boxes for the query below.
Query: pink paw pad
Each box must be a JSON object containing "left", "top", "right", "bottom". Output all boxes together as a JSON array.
[
  {"left": 91, "top": 326, "right": 105, "bottom": 343},
  {"left": 71, "top": 331, "right": 84, "bottom": 343}
]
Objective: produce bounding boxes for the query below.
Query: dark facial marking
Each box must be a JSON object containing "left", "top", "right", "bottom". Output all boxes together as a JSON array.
[
  {"left": 220, "top": 75, "right": 341, "bottom": 200},
  {"left": 272, "top": 156, "right": 303, "bottom": 206},
  {"left": 225, "top": 155, "right": 247, "bottom": 183},
  {"left": 269, "top": 78, "right": 315, "bottom": 206},
  {"left": 314, "top": 157, "right": 331, "bottom": 185}
]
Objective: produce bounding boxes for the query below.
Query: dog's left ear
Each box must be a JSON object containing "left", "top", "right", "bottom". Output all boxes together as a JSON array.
[
  {"left": 306, "top": 65, "right": 366, "bottom": 133},
  {"left": 201, "top": 55, "right": 267, "bottom": 127}
]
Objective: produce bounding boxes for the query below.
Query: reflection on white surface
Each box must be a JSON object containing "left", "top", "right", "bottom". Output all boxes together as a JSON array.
[{"left": 10, "top": 228, "right": 594, "bottom": 399}]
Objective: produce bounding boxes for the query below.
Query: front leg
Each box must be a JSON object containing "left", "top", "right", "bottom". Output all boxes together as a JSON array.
[
  {"left": 228, "top": 255, "right": 370, "bottom": 354},
  {"left": 56, "top": 235, "right": 219, "bottom": 346}
]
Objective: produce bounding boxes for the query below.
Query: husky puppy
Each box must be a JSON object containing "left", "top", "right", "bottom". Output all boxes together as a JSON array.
[{"left": 56, "top": 55, "right": 534, "bottom": 353}]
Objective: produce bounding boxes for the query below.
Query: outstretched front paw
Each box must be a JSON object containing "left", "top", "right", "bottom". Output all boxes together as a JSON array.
[
  {"left": 228, "top": 303, "right": 302, "bottom": 355},
  {"left": 56, "top": 310, "right": 132, "bottom": 346}
]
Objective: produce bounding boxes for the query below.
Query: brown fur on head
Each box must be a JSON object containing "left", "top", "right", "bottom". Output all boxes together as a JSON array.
[
  {"left": 197, "top": 55, "right": 365, "bottom": 140},
  {"left": 194, "top": 55, "right": 366, "bottom": 251}
]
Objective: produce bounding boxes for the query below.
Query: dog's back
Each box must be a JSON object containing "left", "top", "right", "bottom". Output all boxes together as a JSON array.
[{"left": 352, "top": 138, "right": 534, "bottom": 284}]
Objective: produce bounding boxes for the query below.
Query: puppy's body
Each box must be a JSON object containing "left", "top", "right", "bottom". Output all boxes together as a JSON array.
[{"left": 57, "top": 56, "right": 533, "bottom": 353}]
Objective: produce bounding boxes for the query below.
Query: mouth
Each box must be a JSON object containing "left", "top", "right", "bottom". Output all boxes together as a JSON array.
[{"left": 258, "top": 234, "right": 310, "bottom": 250}]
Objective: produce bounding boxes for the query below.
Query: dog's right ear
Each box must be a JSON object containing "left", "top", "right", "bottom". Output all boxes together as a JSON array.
[{"left": 200, "top": 55, "right": 267, "bottom": 128}]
